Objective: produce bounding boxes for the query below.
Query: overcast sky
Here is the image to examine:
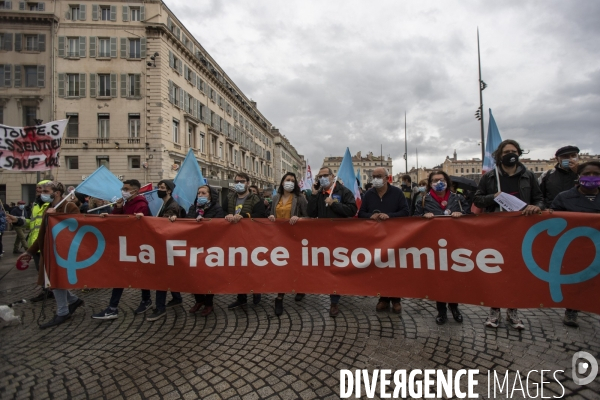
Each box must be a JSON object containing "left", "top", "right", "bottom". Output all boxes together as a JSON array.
[{"left": 166, "top": 0, "right": 600, "bottom": 175}]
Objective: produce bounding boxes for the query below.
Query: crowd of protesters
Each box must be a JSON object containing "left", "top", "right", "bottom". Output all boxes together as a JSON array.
[{"left": 6, "top": 140, "right": 598, "bottom": 330}]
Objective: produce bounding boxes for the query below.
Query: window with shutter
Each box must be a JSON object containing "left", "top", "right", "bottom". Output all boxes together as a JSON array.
[
  {"left": 58, "top": 73, "right": 65, "bottom": 97},
  {"left": 120, "top": 38, "right": 126, "bottom": 58},
  {"left": 110, "top": 37, "right": 117, "bottom": 58},
  {"left": 110, "top": 73, "right": 117, "bottom": 97},
  {"left": 38, "top": 34, "right": 45, "bottom": 52},
  {"left": 79, "top": 73, "right": 85, "bottom": 97},
  {"left": 140, "top": 6, "right": 145, "bottom": 21},
  {"left": 110, "top": 5, "right": 116, "bottom": 21},
  {"left": 79, "top": 4, "right": 86, "bottom": 20},
  {"left": 58, "top": 36, "right": 65, "bottom": 57},
  {"left": 37, "top": 65, "right": 44, "bottom": 87},
  {"left": 90, "top": 73, "right": 96, "bottom": 97},
  {"left": 134, "top": 74, "right": 140, "bottom": 97},
  {"left": 15, "top": 33, "right": 21, "bottom": 52},
  {"left": 168, "top": 80, "right": 173, "bottom": 103},
  {"left": 14, "top": 65, "right": 21, "bottom": 87},
  {"left": 89, "top": 36, "right": 96, "bottom": 57},
  {"left": 79, "top": 36, "right": 85, "bottom": 57},
  {"left": 120, "top": 73, "right": 126, "bottom": 97},
  {"left": 92, "top": 4, "right": 98, "bottom": 20},
  {"left": 122, "top": 5, "right": 128, "bottom": 22},
  {"left": 140, "top": 38, "right": 146, "bottom": 58}
]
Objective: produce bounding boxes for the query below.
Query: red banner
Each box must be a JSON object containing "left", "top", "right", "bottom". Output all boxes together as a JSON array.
[{"left": 44, "top": 212, "right": 600, "bottom": 314}]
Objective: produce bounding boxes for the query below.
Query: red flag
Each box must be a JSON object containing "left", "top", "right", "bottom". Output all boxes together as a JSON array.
[{"left": 139, "top": 183, "right": 153, "bottom": 193}]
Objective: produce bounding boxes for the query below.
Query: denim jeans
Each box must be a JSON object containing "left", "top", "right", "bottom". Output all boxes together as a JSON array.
[
  {"left": 53, "top": 289, "right": 78, "bottom": 317},
  {"left": 330, "top": 295, "right": 341, "bottom": 304},
  {"left": 155, "top": 291, "right": 182, "bottom": 311},
  {"left": 109, "top": 288, "right": 151, "bottom": 308}
]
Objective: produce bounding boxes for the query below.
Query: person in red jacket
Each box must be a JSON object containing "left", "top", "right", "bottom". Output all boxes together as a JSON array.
[{"left": 92, "top": 180, "right": 152, "bottom": 320}]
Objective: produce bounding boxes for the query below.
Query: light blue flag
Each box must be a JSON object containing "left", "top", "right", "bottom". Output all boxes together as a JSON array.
[
  {"left": 337, "top": 148, "right": 361, "bottom": 202},
  {"left": 482, "top": 109, "right": 503, "bottom": 174},
  {"left": 75, "top": 165, "right": 123, "bottom": 201},
  {"left": 142, "top": 189, "right": 163, "bottom": 217},
  {"left": 172, "top": 148, "right": 206, "bottom": 211}
]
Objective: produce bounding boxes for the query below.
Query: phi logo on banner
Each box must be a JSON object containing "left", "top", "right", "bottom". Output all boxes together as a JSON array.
[
  {"left": 522, "top": 218, "right": 600, "bottom": 302},
  {"left": 51, "top": 218, "right": 106, "bottom": 284}
]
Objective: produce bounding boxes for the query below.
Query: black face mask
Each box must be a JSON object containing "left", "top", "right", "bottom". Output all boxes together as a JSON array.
[
  {"left": 157, "top": 190, "right": 168, "bottom": 198},
  {"left": 501, "top": 153, "right": 519, "bottom": 167}
]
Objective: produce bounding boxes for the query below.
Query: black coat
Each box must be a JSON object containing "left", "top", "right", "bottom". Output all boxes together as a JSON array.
[
  {"left": 540, "top": 164, "right": 579, "bottom": 208},
  {"left": 550, "top": 187, "right": 600, "bottom": 213},
  {"left": 307, "top": 183, "right": 357, "bottom": 218},
  {"left": 474, "top": 164, "right": 545, "bottom": 213},
  {"left": 186, "top": 186, "right": 226, "bottom": 218},
  {"left": 414, "top": 192, "right": 470, "bottom": 216}
]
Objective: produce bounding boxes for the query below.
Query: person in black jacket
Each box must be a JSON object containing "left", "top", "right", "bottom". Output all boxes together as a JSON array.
[
  {"left": 474, "top": 139, "right": 544, "bottom": 331},
  {"left": 178, "top": 184, "right": 226, "bottom": 317},
  {"left": 550, "top": 161, "right": 600, "bottom": 328},
  {"left": 147, "top": 179, "right": 184, "bottom": 322},
  {"left": 414, "top": 170, "right": 469, "bottom": 325},
  {"left": 358, "top": 167, "right": 409, "bottom": 314},
  {"left": 540, "top": 145, "right": 580, "bottom": 208},
  {"left": 307, "top": 167, "right": 358, "bottom": 317},
  {"left": 224, "top": 172, "right": 267, "bottom": 310}
]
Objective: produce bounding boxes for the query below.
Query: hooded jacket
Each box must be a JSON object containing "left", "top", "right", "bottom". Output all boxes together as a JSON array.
[{"left": 112, "top": 194, "right": 151, "bottom": 216}]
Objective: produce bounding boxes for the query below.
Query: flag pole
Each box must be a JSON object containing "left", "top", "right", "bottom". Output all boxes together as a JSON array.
[
  {"left": 477, "top": 27, "right": 485, "bottom": 161},
  {"left": 404, "top": 112, "right": 408, "bottom": 174}
]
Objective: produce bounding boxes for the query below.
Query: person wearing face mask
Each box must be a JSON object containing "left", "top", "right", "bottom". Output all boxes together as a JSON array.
[
  {"left": 410, "top": 179, "right": 428, "bottom": 216},
  {"left": 539, "top": 145, "right": 580, "bottom": 209},
  {"left": 474, "top": 139, "right": 544, "bottom": 330},
  {"left": 267, "top": 172, "right": 308, "bottom": 316},
  {"left": 358, "top": 167, "right": 409, "bottom": 314},
  {"left": 180, "top": 184, "right": 225, "bottom": 316},
  {"left": 18, "top": 182, "right": 84, "bottom": 328},
  {"left": 550, "top": 161, "right": 600, "bottom": 328},
  {"left": 145, "top": 179, "right": 185, "bottom": 322},
  {"left": 223, "top": 172, "right": 267, "bottom": 309},
  {"left": 262, "top": 188, "right": 274, "bottom": 215},
  {"left": 307, "top": 167, "right": 358, "bottom": 317},
  {"left": 92, "top": 180, "right": 152, "bottom": 321},
  {"left": 414, "top": 171, "right": 470, "bottom": 325},
  {"left": 9, "top": 200, "right": 30, "bottom": 254},
  {"left": 6, "top": 180, "right": 52, "bottom": 302}
]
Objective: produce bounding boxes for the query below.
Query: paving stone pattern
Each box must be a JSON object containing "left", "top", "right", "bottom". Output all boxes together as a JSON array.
[{"left": 1, "top": 284, "right": 599, "bottom": 399}]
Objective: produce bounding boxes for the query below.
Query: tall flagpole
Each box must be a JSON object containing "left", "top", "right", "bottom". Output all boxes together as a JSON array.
[
  {"left": 477, "top": 28, "right": 486, "bottom": 161},
  {"left": 404, "top": 112, "right": 408, "bottom": 175},
  {"left": 416, "top": 147, "right": 419, "bottom": 182}
]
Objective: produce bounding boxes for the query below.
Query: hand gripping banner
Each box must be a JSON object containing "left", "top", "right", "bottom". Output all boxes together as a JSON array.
[{"left": 44, "top": 212, "right": 600, "bottom": 314}]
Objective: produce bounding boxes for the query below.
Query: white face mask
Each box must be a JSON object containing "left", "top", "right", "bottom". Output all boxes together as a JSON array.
[
  {"left": 371, "top": 178, "right": 384, "bottom": 188},
  {"left": 283, "top": 182, "right": 295, "bottom": 192},
  {"left": 122, "top": 190, "right": 133, "bottom": 200}
]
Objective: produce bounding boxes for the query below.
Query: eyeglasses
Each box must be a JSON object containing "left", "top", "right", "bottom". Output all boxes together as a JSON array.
[
  {"left": 316, "top": 174, "right": 331, "bottom": 179},
  {"left": 234, "top": 180, "right": 246, "bottom": 184}
]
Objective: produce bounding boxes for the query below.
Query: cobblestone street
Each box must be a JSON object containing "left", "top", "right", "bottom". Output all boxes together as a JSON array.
[{"left": 1, "top": 249, "right": 599, "bottom": 400}]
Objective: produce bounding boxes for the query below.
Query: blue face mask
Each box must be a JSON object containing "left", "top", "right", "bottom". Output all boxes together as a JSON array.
[
  {"left": 418, "top": 186, "right": 426, "bottom": 192},
  {"left": 197, "top": 196, "right": 209, "bottom": 206},
  {"left": 234, "top": 183, "right": 246, "bottom": 193},
  {"left": 433, "top": 181, "right": 447, "bottom": 192},
  {"left": 561, "top": 159, "right": 570, "bottom": 168},
  {"left": 319, "top": 177, "right": 330, "bottom": 188},
  {"left": 40, "top": 194, "right": 52, "bottom": 203},
  {"left": 19, "top": 205, "right": 25, "bottom": 210}
]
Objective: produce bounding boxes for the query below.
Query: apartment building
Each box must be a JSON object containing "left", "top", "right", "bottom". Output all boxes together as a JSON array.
[
  {"left": 0, "top": 0, "right": 293, "bottom": 204},
  {"left": 271, "top": 127, "right": 304, "bottom": 186},
  {"left": 322, "top": 151, "right": 393, "bottom": 187}
]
